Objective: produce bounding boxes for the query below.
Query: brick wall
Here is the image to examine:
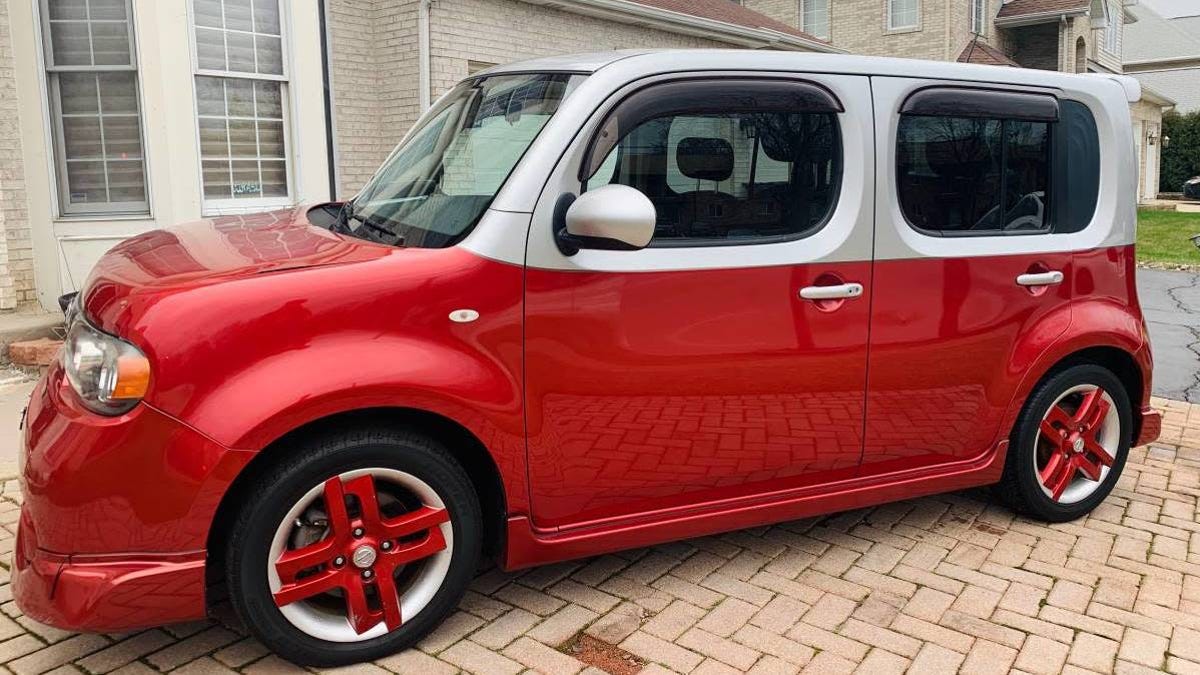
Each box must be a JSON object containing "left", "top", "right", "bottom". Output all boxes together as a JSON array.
[
  {"left": 0, "top": 0, "right": 31, "bottom": 309},
  {"left": 744, "top": 0, "right": 798, "bottom": 29},
  {"left": 327, "top": 0, "right": 738, "bottom": 196},
  {"left": 328, "top": 0, "right": 421, "bottom": 198},
  {"left": 426, "top": 0, "right": 729, "bottom": 120}
]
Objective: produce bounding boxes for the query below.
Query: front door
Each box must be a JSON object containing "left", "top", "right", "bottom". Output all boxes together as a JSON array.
[
  {"left": 1143, "top": 127, "right": 1158, "bottom": 201},
  {"left": 522, "top": 74, "right": 876, "bottom": 530}
]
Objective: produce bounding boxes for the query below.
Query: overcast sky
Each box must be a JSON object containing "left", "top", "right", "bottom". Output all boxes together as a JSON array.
[{"left": 1141, "top": 0, "right": 1200, "bottom": 18}]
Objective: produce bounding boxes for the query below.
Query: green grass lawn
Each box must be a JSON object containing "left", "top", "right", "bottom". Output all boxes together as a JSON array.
[{"left": 1138, "top": 209, "right": 1200, "bottom": 267}]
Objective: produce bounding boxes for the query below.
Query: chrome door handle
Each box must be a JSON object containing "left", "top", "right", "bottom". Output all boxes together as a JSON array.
[
  {"left": 799, "top": 283, "right": 864, "bottom": 301},
  {"left": 1016, "top": 271, "right": 1064, "bottom": 287}
]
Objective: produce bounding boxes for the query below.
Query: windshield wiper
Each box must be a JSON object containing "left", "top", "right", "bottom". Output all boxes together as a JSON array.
[{"left": 345, "top": 209, "right": 406, "bottom": 247}]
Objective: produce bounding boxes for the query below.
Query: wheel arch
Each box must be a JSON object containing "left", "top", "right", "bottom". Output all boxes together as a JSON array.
[
  {"left": 203, "top": 406, "right": 508, "bottom": 604},
  {"left": 1042, "top": 345, "right": 1144, "bottom": 415},
  {"left": 1010, "top": 342, "right": 1148, "bottom": 447}
]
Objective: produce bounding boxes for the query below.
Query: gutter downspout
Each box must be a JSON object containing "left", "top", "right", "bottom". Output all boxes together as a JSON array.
[
  {"left": 419, "top": 0, "right": 433, "bottom": 112},
  {"left": 318, "top": 0, "right": 338, "bottom": 200}
]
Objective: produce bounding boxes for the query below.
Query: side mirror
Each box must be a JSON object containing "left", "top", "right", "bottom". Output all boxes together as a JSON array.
[{"left": 556, "top": 184, "right": 656, "bottom": 255}]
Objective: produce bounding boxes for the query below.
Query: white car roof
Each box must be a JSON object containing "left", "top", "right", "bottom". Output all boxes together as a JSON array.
[{"left": 481, "top": 49, "right": 1143, "bottom": 103}]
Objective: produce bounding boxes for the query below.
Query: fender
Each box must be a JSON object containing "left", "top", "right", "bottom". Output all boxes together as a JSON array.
[
  {"left": 94, "top": 245, "right": 530, "bottom": 517},
  {"left": 184, "top": 336, "right": 530, "bottom": 514},
  {"left": 997, "top": 300, "right": 1147, "bottom": 450}
]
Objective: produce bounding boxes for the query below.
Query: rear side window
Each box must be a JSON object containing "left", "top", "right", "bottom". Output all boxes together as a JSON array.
[
  {"left": 582, "top": 79, "right": 843, "bottom": 245},
  {"left": 896, "top": 88, "right": 1100, "bottom": 236},
  {"left": 898, "top": 89, "right": 1056, "bottom": 235}
]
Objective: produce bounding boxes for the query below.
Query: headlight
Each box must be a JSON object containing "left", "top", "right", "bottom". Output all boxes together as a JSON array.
[{"left": 61, "top": 319, "right": 151, "bottom": 415}]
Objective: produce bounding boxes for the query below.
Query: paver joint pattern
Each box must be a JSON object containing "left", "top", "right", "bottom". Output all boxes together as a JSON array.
[{"left": 1, "top": 396, "right": 1199, "bottom": 674}]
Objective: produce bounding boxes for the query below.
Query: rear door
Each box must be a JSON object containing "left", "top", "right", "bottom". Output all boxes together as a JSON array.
[
  {"left": 522, "top": 73, "right": 877, "bottom": 530},
  {"left": 863, "top": 78, "right": 1091, "bottom": 472}
]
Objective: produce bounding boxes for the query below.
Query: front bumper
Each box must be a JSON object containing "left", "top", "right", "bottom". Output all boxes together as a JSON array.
[
  {"left": 12, "top": 364, "right": 252, "bottom": 631},
  {"left": 13, "top": 510, "right": 206, "bottom": 631},
  {"left": 1136, "top": 406, "right": 1162, "bottom": 447}
]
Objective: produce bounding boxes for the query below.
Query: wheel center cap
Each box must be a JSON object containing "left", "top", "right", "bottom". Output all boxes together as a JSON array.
[
  {"left": 352, "top": 545, "right": 377, "bottom": 569},
  {"left": 1072, "top": 437, "right": 1085, "bottom": 454}
]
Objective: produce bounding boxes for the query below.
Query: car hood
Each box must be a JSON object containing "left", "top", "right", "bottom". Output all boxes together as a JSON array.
[{"left": 82, "top": 206, "right": 394, "bottom": 332}]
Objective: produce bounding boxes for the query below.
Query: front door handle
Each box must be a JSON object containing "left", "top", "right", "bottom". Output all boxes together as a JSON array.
[
  {"left": 1016, "top": 271, "right": 1064, "bottom": 287},
  {"left": 799, "top": 283, "right": 864, "bottom": 301}
]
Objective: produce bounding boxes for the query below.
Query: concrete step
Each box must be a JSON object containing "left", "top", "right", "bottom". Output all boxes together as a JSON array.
[
  {"left": 9, "top": 338, "right": 62, "bottom": 367},
  {"left": 0, "top": 310, "right": 64, "bottom": 366}
]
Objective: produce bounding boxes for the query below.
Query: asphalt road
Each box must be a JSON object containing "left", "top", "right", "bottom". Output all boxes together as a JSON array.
[{"left": 1140, "top": 267, "right": 1200, "bottom": 402}]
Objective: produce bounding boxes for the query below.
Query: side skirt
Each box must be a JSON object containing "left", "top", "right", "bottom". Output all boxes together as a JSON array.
[{"left": 502, "top": 441, "right": 1007, "bottom": 570}]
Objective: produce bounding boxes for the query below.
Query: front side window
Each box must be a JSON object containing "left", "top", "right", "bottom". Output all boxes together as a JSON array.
[
  {"left": 41, "top": 0, "right": 149, "bottom": 216},
  {"left": 802, "top": 0, "right": 831, "bottom": 40},
  {"left": 897, "top": 89, "right": 1062, "bottom": 235},
  {"left": 584, "top": 80, "right": 842, "bottom": 244},
  {"left": 889, "top": 0, "right": 919, "bottom": 30},
  {"left": 191, "top": 0, "right": 289, "bottom": 210},
  {"left": 344, "top": 73, "right": 582, "bottom": 248}
]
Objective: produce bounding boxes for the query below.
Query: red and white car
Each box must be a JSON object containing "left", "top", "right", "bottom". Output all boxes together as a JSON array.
[{"left": 14, "top": 50, "right": 1160, "bottom": 665}]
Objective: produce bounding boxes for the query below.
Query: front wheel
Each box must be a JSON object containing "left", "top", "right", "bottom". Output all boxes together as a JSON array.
[
  {"left": 998, "top": 364, "right": 1132, "bottom": 522},
  {"left": 225, "top": 429, "right": 481, "bottom": 667}
]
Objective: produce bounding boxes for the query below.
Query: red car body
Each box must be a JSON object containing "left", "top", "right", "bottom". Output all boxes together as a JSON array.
[
  {"left": 11, "top": 208, "right": 1160, "bottom": 631},
  {"left": 12, "top": 51, "right": 1161, "bottom": 634}
]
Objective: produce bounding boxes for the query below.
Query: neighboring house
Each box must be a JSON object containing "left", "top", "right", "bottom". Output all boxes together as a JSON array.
[
  {"left": 746, "top": 0, "right": 1175, "bottom": 202},
  {"left": 1123, "top": 2, "right": 1200, "bottom": 113},
  {"left": 0, "top": 0, "right": 834, "bottom": 312}
]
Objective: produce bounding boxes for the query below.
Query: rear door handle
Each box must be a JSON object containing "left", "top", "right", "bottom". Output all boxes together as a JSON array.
[
  {"left": 1015, "top": 271, "right": 1064, "bottom": 287},
  {"left": 799, "top": 283, "right": 864, "bottom": 301}
]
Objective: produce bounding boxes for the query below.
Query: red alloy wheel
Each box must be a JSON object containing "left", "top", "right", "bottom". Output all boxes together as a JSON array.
[
  {"left": 1034, "top": 385, "right": 1119, "bottom": 504},
  {"left": 267, "top": 469, "right": 453, "bottom": 642}
]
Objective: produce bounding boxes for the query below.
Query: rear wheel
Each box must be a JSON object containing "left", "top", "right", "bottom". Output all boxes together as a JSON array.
[
  {"left": 998, "top": 364, "right": 1131, "bottom": 522},
  {"left": 226, "top": 429, "right": 481, "bottom": 667}
]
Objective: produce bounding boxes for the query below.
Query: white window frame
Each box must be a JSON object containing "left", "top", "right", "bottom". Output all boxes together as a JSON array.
[
  {"left": 1103, "top": 2, "right": 1119, "bottom": 54},
  {"left": 800, "top": 0, "right": 831, "bottom": 40},
  {"left": 38, "top": 0, "right": 151, "bottom": 218},
  {"left": 186, "top": 0, "right": 296, "bottom": 216},
  {"left": 971, "top": 0, "right": 988, "bottom": 35},
  {"left": 887, "top": 0, "right": 920, "bottom": 32}
]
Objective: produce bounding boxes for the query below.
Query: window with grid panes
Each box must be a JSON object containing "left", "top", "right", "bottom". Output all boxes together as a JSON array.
[
  {"left": 888, "top": 0, "right": 919, "bottom": 30},
  {"left": 41, "top": 0, "right": 149, "bottom": 215},
  {"left": 801, "top": 0, "right": 830, "bottom": 40},
  {"left": 192, "top": 0, "right": 289, "bottom": 208}
]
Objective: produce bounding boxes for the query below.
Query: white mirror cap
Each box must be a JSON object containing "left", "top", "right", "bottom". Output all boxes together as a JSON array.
[{"left": 565, "top": 184, "right": 657, "bottom": 249}]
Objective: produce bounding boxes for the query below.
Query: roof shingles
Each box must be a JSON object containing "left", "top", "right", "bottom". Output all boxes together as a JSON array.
[
  {"left": 957, "top": 38, "right": 1022, "bottom": 66},
  {"left": 996, "top": 0, "right": 1090, "bottom": 19}
]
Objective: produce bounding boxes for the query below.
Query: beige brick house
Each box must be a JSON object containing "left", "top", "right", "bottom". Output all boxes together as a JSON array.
[
  {"left": 325, "top": 0, "right": 837, "bottom": 197},
  {"left": 0, "top": 0, "right": 833, "bottom": 312},
  {"left": 745, "top": 0, "right": 1174, "bottom": 202},
  {"left": 0, "top": 0, "right": 1171, "bottom": 312}
]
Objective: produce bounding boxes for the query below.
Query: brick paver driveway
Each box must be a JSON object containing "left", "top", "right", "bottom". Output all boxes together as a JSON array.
[{"left": 0, "top": 399, "right": 1198, "bottom": 675}]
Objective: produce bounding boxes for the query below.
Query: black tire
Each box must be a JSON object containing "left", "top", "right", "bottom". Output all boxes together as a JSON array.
[
  {"left": 224, "top": 428, "right": 481, "bottom": 667},
  {"left": 997, "top": 363, "right": 1132, "bottom": 522}
]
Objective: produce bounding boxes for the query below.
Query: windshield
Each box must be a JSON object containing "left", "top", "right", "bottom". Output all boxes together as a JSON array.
[{"left": 340, "top": 72, "right": 583, "bottom": 248}]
